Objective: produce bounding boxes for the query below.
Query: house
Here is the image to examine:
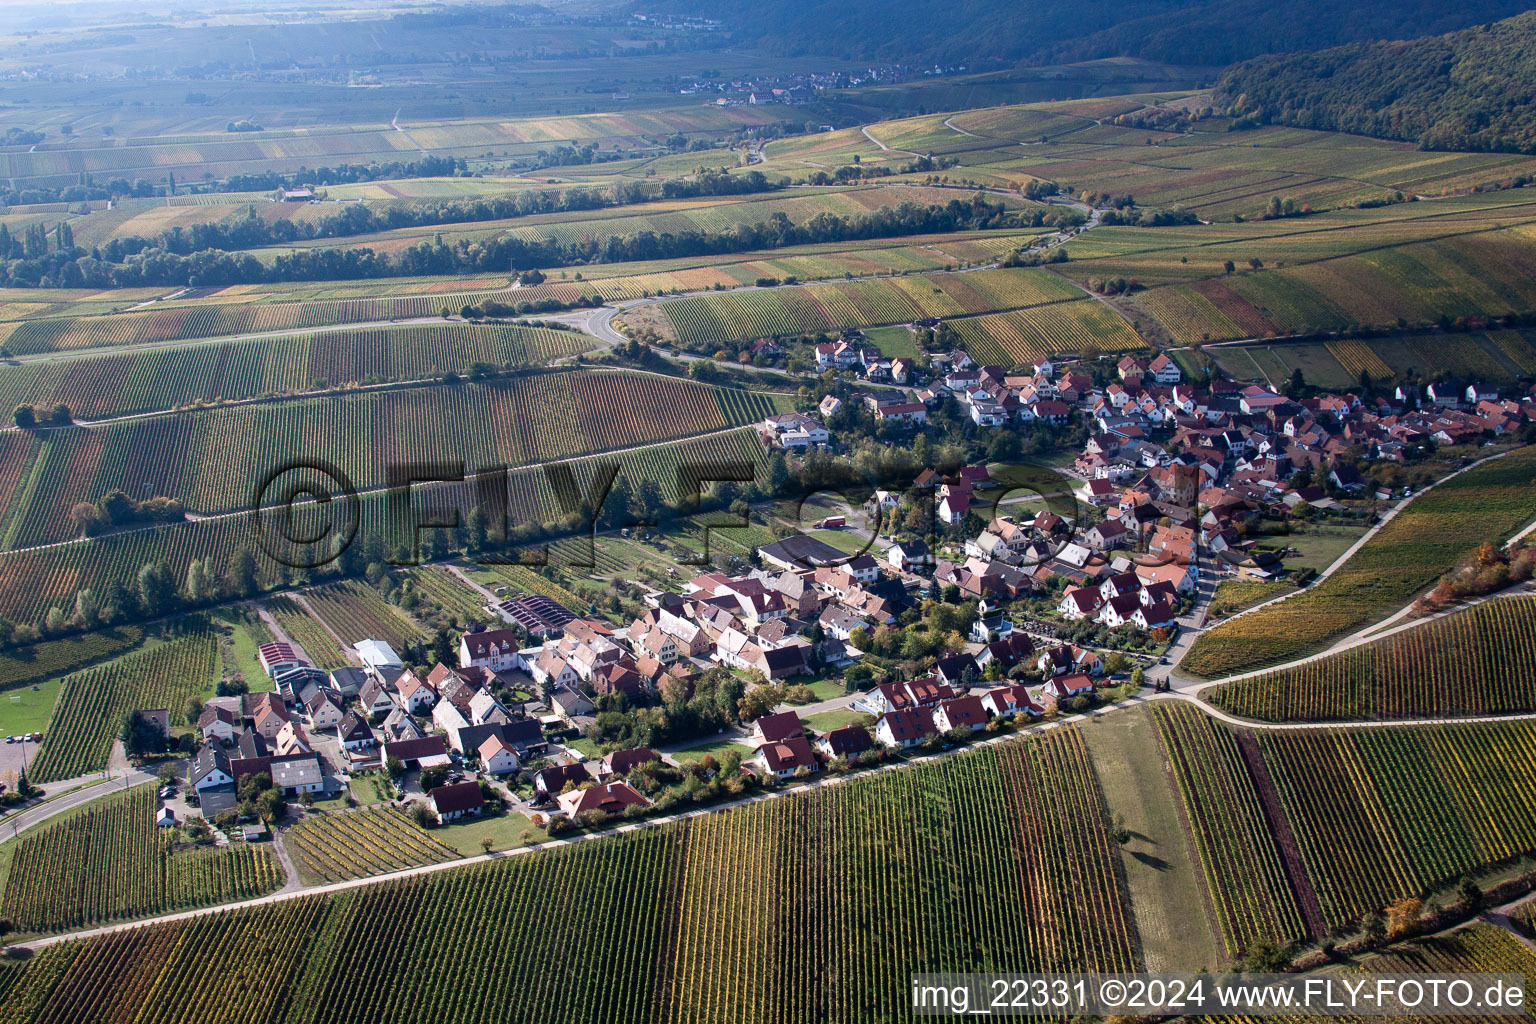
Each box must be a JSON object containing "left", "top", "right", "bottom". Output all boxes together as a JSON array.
[
  {"left": 1044, "top": 673, "right": 1095, "bottom": 702},
  {"left": 275, "top": 666, "right": 329, "bottom": 705},
  {"left": 981, "top": 684, "right": 1043, "bottom": 719},
  {"left": 429, "top": 781, "right": 485, "bottom": 821},
  {"left": 136, "top": 708, "right": 171, "bottom": 740},
  {"left": 479, "top": 734, "right": 520, "bottom": 775},
  {"left": 271, "top": 754, "right": 325, "bottom": 795},
  {"left": 934, "top": 653, "right": 979, "bottom": 688},
  {"left": 396, "top": 673, "right": 437, "bottom": 715},
  {"left": 198, "top": 705, "right": 238, "bottom": 744},
  {"left": 354, "top": 639, "right": 403, "bottom": 678},
  {"left": 333, "top": 710, "right": 374, "bottom": 752},
  {"left": 754, "top": 735, "right": 819, "bottom": 779},
  {"left": 1135, "top": 601, "right": 1177, "bottom": 630},
  {"left": 380, "top": 706, "right": 426, "bottom": 743},
  {"left": 305, "top": 689, "right": 345, "bottom": 731},
  {"left": 887, "top": 538, "right": 933, "bottom": 571},
  {"left": 603, "top": 746, "right": 661, "bottom": 778},
  {"left": 329, "top": 667, "right": 369, "bottom": 699},
  {"left": 274, "top": 720, "right": 313, "bottom": 757},
  {"left": 817, "top": 725, "right": 874, "bottom": 760},
  {"left": 938, "top": 492, "right": 971, "bottom": 525},
  {"left": 469, "top": 690, "right": 513, "bottom": 727},
  {"left": 876, "top": 709, "right": 937, "bottom": 748},
  {"left": 932, "top": 695, "right": 987, "bottom": 733},
  {"left": 495, "top": 597, "right": 574, "bottom": 641},
  {"left": 1098, "top": 593, "right": 1144, "bottom": 628},
  {"left": 976, "top": 634, "right": 1035, "bottom": 673},
  {"left": 358, "top": 678, "right": 397, "bottom": 720},
  {"left": 383, "top": 735, "right": 451, "bottom": 770},
  {"left": 1085, "top": 520, "right": 1129, "bottom": 552},
  {"left": 1058, "top": 587, "right": 1103, "bottom": 621},
  {"left": 1148, "top": 353, "right": 1182, "bottom": 384},
  {"left": 533, "top": 762, "right": 593, "bottom": 801},
  {"left": 257, "top": 642, "right": 309, "bottom": 679},
  {"left": 558, "top": 781, "right": 650, "bottom": 819},
  {"left": 754, "top": 710, "right": 805, "bottom": 744},
  {"left": 191, "top": 745, "right": 233, "bottom": 791}
]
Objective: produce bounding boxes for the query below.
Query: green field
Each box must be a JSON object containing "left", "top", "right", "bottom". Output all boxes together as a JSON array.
[{"left": 1182, "top": 445, "right": 1536, "bottom": 678}]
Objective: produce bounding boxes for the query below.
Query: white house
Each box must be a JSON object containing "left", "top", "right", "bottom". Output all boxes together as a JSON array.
[
  {"left": 479, "top": 734, "right": 520, "bottom": 776},
  {"left": 355, "top": 639, "right": 403, "bottom": 679},
  {"left": 459, "top": 629, "right": 523, "bottom": 673}
]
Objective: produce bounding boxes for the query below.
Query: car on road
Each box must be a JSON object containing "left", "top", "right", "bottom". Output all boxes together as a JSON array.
[{"left": 4, "top": 736, "right": 13, "bottom": 744}]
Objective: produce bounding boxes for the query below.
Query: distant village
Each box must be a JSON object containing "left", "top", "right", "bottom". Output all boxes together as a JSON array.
[{"left": 150, "top": 326, "right": 1536, "bottom": 844}]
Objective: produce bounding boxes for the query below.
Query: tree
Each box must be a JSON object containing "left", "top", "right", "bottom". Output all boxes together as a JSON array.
[
  {"left": 480, "top": 835, "right": 495, "bottom": 855},
  {"left": 1222, "top": 260, "right": 1235, "bottom": 275},
  {"left": 137, "top": 561, "right": 177, "bottom": 618},
  {"left": 410, "top": 801, "right": 438, "bottom": 827},
  {"left": 12, "top": 404, "right": 34, "bottom": 429},
  {"left": 185, "top": 559, "right": 208, "bottom": 605},
  {"left": 227, "top": 548, "right": 259, "bottom": 598},
  {"left": 420, "top": 765, "right": 449, "bottom": 792},
  {"left": 385, "top": 755, "right": 405, "bottom": 780},
  {"left": 1458, "top": 875, "right": 1483, "bottom": 909}
]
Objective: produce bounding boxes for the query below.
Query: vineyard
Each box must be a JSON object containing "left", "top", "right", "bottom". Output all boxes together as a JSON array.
[
  {"left": 1259, "top": 719, "right": 1536, "bottom": 929},
  {"left": 1206, "top": 595, "right": 1536, "bottom": 722},
  {"left": 302, "top": 583, "right": 425, "bottom": 650},
  {"left": 1181, "top": 446, "right": 1536, "bottom": 677},
  {"left": 0, "top": 727, "right": 1139, "bottom": 1022},
  {"left": 656, "top": 268, "right": 1082, "bottom": 348},
  {"left": 471, "top": 564, "right": 587, "bottom": 613},
  {"left": 0, "top": 787, "right": 281, "bottom": 933},
  {"left": 948, "top": 300, "right": 1147, "bottom": 367},
  {"left": 0, "top": 324, "right": 593, "bottom": 420},
  {"left": 29, "top": 631, "right": 219, "bottom": 783},
  {"left": 285, "top": 807, "right": 460, "bottom": 884},
  {"left": 399, "top": 566, "right": 493, "bottom": 621},
  {"left": 0, "top": 626, "right": 143, "bottom": 693},
  {"left": 0, "top": 370, "right": 791, "bottom": 547},
  {"left": 1152, "top": 703, "right": 1306, "bottom": 954},
  {"left": 0, "top": 427, "right": 771, "bottom": 626},
  {"left": 265, "top": 597, "right": 349, "bottom": 670}
]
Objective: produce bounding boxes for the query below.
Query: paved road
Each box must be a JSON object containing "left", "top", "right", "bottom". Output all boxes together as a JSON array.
[{"left": 0, "top": 768, "right": 155, "bottom": 839}]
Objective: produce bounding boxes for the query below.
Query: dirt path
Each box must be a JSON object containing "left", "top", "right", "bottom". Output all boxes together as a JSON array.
[{"left": 271, "top": 831, "right": 306, "bottom": 894}]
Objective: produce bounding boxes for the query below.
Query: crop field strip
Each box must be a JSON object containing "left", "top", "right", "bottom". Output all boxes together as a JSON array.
[
  {"left": 1181, "top": 445, "right": 1536, "bottom": 677},
  {"left": 949, "top": 300, "right": 1148, "bottom": 365},
  {"left": 0, "top": 370, "right": 792, "bottom": 549},
  {"left": 264, "top": 597, "right": 350, "bottom": 671},
  {"left": 1259, "top": 719, "right": 1536, "bottom": 930},
  {"left": 28, "top": 631, "right": 219, "bottom": 783},
  {"left": 0, "top": 728, "right": 1138, "bottom": 1022},
  {"left": 1151, "top": 703, "right": 1307, "bottom": 954},
  {"left": 285, "top": 808, "right": 460, "bottom": 884},
  {"left": 0, "top": 626, "right": 145, "bottom": 693},
  {"left": 1, "top": 787, "right": 282, "bottom": 934},
  {"left": 0, "top": 426, "right": 771, "bottom": 625},
  {"left": 654, "top": 267, "right": 1082, "bottom": 348},
  {"left": 1207, "top": 595, "right": 1536, "bottom": 722},
  {"left": 0, "top": 323, "right": 593, "bottom": 420},
  {"left": 401, "top": 566, "right": 490, "bottom": 621},
  {"left": 302, "top": 582, "right": 425, "bottom": 650}
]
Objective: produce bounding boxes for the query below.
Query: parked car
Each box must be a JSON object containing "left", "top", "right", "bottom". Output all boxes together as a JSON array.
[{"left": 4, "top": 736, "right": 13, "bottom": 744}]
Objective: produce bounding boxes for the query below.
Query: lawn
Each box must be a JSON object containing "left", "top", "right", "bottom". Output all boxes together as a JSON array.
[
  {"left": 670, "top": 737, "right": 753, "bottom": 764},
  {"left": 435, "top": 813, "right": 549, "bottom": 856},
  {"left": 863, "top": 324, "right": 923, "bottom": 359},
  {"left": 1081, "top": 707, "right": 1221, "bottom": 971},
  {"left": 348, "top": 775, "right": 396, "bottom": 807},
  {"left": 804, "top": 708, "right": 873, "bottom": 732},
  {"left": 0, "top": 677, "right": 61, "bottom": 737},
  {"left": 786, "top": 676, "right": 848, "bottom": 702},
  {"left": 215, "top": 607, "right": 273, "bottom": 692},
  {"left": 1279, "top": 524, "right": 1370, "bottom": 574},
  {"left": 804, "top": 527, "right": 879, "bottom": 558}
]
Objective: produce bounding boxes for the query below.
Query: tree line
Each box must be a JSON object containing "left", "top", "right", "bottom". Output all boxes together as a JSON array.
[{"left": 0, "top": 194, "right": 1020, "bottom": 289}]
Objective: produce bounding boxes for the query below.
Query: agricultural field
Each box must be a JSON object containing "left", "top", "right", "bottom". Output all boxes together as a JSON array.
[
  {"left": 1181, "top": 445, "right": 1536, "bottom": 677},
  {"left": 265, "top": 597, "right": 350, "bottom": 671},
  {"left": 285, "top": 808, "right": 460, "bottom": 884},
  {"left": 398, "top": 566, "right": 493, "bottom": 623},
  {"left": 948, "top": 299, "right": 1148, "bottom": 366},
  {"left": 0, "top": 786, "right": 281, "bottom": 933},
  {"left": 1215, "top": 331, "right": 1536, "bottom": 391},
  {"left": 0, "top": 626, "right": 144, "bottom": 693},
  {"left": 1206, "top": 595, "right": 1536, "bottom": 722},
  {"left": 654, "top": 267, "right": 1081, "bottom": 348},
  {"left": 1259, "top": 719, "right": 1536, "bottom": 928},
  {"left": 302, "top": 583, "right": 424, "bottom": 651},
  {"left": 0, "top": 727, "right": 1138, "bottom": 1022},
  {"left": 0, "top": 370, "right": 792, "bottom": 548},
  {"left": 1205, "top": 581, "right": 1292, "bottom": 620},
  {"left": 1151, "top": 703, "right": 1308, "bottom": 953},
  {"left": 28, "top": 631, "right": 219, "bottom": 783},
  {"left": 0, "top": 323, "right": 594, "bottom": 420},
  {"left": 0, "top": 427, "right": 772, "bottom": 626}
]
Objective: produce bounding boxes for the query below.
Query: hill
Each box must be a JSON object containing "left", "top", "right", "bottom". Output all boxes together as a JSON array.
[
  {"left": 1214, "top": 10, "right": 1536, "bottom": 153},
  {"left": 647, "top": 0, "right": 1536, "bottom": 68}
]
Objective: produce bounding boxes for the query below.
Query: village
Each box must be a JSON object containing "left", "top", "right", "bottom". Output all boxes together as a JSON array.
[{"left": 143, "top": 335, "right": 1536, "bottom": 853}]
